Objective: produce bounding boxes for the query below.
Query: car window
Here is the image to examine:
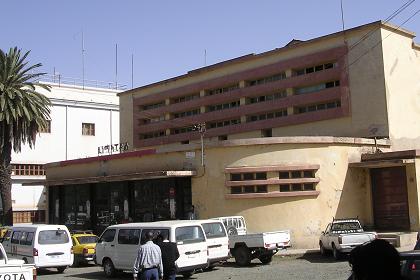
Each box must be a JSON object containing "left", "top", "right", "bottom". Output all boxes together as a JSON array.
[
  {"left": 11, "top": 231, "right": 22, "bottom": 244},
  {"left": 202, "top": 222, "right": 226, "bottom": 239},
  {"left": 38, "top": 230, "right": 69, "bottom": 245},
  {"left": 19, "top": 231, "right": 34, "bottom": 246},
  {"left": 118, "top": 229, "right": 140, "bottom": 245},
  {"left": 77, "top": 236, "right": 99, "bottom": 244},
  {"left": 99, "top": 229, "right": 116, "bottom": 243},
  {"left": 175, "top": 226, "right": 205, "bottom": 244},
  {"left": 415, "top": 240, "right": 420, "bottom": 250},
  {"left": 140, "top": 229, "right": 169, "bottom": 245}
]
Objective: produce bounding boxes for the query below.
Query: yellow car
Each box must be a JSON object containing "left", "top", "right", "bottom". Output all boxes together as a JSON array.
[{"left": 71, "top": 232, "right": 99, "bottom": 266}]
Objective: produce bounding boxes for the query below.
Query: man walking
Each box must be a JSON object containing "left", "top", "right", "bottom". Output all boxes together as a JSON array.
[
  {"left": 133, "top": 231, "right": 163, "bottom": 280},
  {"left": 156, "top": 233, "right": 179, "bottom": 280}
]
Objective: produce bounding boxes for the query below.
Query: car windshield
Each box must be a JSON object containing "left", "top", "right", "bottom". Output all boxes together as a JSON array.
[
  {"left": 77, "top": 236, "right": 98, "bottom": 244},
  {"left": 330, "top": 222, "right": 362, "bottom": 233},
  {"left": 38, "top": 230, "right": 69, "bottom": 244}
]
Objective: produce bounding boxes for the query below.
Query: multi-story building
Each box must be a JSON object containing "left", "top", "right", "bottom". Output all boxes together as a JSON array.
[
  {"left": 43, "top": 21, "right": 420, "bottom": 248},
  {"left": 12, "top": 79, "right": 120, "bottom": 224}
]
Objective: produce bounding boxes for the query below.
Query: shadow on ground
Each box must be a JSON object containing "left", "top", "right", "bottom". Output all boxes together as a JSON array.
[{"left": 296, "top": 252, "right": 349, "bottom": 264}]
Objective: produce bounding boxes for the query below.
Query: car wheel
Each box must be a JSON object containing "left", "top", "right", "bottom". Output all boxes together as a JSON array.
[
  {"left": 103, "top": 259, "right": 116, "bottom": 278},
  {"left": 57, "top": 266, "right": 66, "bottom": 273},
  {"left": 319, "top": 242, "right": 327, "bottom": 256},
  {"left": 182, "top": 272, "right": 193, "bottom": 278},
  {"left": 259, "top": 254, "right": 273, "bottom": 264},
  {"left": 234, "top": 246, "right": 251, "bottom": 266},
  {"left": 227, "top": 227, "right": 238, "bottom": 236},
  {"left": 332, "top": 244, "right": 340, "bottom": 260}
]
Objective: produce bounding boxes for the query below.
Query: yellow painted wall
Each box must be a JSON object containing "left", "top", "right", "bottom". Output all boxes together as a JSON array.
[
  {"left": 46, "top": 138, "right": 384, "bottom": 248},
  {"left": 381, "top": 28, "right": 420, "bottom": 150}
]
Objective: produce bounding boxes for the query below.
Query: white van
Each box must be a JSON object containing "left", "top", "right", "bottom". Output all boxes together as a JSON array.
[
  {"left": 2, "top": 224, "right": 73, "bottom": 273},
  {"left": 213, "top": 216, "right": 247, "bottom": 236},
  {"left": 95, "top": 220, "right": 208, "bottom": 278},
  {"left": 200, "top": 220, "right": 229, "bottom": 267}
]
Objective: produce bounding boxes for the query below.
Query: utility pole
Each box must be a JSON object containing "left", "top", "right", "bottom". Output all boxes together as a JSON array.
[{"left": 193, "top": 123, "right": 206, "bottom": 166}]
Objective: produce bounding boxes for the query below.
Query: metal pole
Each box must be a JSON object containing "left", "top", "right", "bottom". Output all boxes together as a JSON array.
[{"left": 201, "top": 133, "right": 204, "bottom": 166}]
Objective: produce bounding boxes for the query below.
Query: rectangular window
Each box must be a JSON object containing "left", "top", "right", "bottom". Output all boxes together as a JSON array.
[
  {"left": 231, "top": 187, "right": 242, "bottom": 194},
  {"left": 175, "top": 226, "right": 205, "bottom": 244},
  {"left": 39, "top": 120, "right": 51, "bottom": 133},
  {"left": 291, "top": 184, "right": 302, "bottom": 191},
  {"left": 303, "top": 170, "right": 314, "bottom": 178},
  {"left": 38, "top": 230, "right": 69, "bottom": 244},
  {"left": 207, "top": 84, "right": 239, "bottom": 96},
  {"left": 294, "top": 99, "right": 341, "bottom": 115},
  {"left": 231, "top": 173, "right": 242, "bottom": 181},
  {"left": 255, "top": 173, "right": 267, "bottom": 180},
  {"left": 142, "top": 101, "right": 165, "bottom": 111},
  {"left": 247, "top": 72, "right": 286, "bottom": 87},
  {"left": 207, "top": 100, "right": 239, "bottom": 112},
  {"left": 256, "top": 185, "right": 268, "bottom": 193},
  {"left": 261, "top": 129, "right": 272, "bottom": 138},
  {"left": 243, "top": 173, "right": 254, "bottom": 180},
  {"left": 140, "top": 131, "right": 165, "bottom": 139},
  {"left": 218, "top": 135, "right": 228, "bottom": 141},
  {"left": 303, "top": 183, "right": 315, "bottom": 191},
  {"left": 171, "top": 93, "right": 200, "bottom": 104},
  {"left": 82, "top": 123, "right": 95, "bottom": 136},
  {"left": 279, "top": 172, "right": 289, "bottom": 179},
  {"left": 291, "top": 171, "right": 301, "bottom": 178},
  {"left": 294, "top": 62, "right": 337, "bottom": 76},
  {"left": 118, "top": 229, "right": 140, "bottom": 245},
  {"left": 280, "top": 184, "right": 290, "bottom": 192},
  {"left": 243, "top": 186, "right": 255, "bottom": 193}
]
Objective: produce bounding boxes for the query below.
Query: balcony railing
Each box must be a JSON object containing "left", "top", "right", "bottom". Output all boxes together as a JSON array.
[{"left": 36, "top": 74, "right": 127, "bottom": 90}]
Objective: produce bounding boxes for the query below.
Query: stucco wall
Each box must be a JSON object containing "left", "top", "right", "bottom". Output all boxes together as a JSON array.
[
  {"left": 46, "top": 138, "right": 386, "bottom": 248},
  {"left": 381, "top": 28, "right": 420, "bottom": 150},
  {"left": 119, "top": 22, "right": 394, "bottom": 149}
]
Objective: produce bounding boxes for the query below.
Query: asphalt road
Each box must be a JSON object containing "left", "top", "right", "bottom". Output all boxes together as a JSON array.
[{"left": 37, "top": 254, "right": 351, "bottom": 280}]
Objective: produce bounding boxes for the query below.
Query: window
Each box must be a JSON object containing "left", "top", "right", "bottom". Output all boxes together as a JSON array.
[
  {"left": 139, "top": 229, "right": 169, "bottom": 244},
  {"left": 230, "top": 173, "right": 242, "bottom": 181},
  {"left": 255, "top": 173, "right": 267, "bottom": 180},
  {"left": 230, "top": 172, "right": 267, "bottom": 181},
  {"left": 20, "top": 231, "right": 34, "bottom": 246},
  {"left": 279, "top": 172, "right": 289, "bottom": 179},
  {"left": 142, "top": 116, "right": 165, "bottom": 124},
  {"left": 175, "top": 226, "right": 205, "bottom": 244},
  {"left": 207, "top": 84, "right": 239, "bottom": 96},
  {"left": 77, "top": 236, "right": 98, "bottom": 244},
  {"left": 172, "top": 126, "right": 194, "bottom": 135},
  {"left": 171, "top": 93, "right": 200, "bottom": 104},
  {"left": 294, "top": 100, "right": 341, "bottom": 114},
  {"left": 118, "top": 229, "right": 140, "bottom": 245},
  {"left": 294, "top": 62, "right": 337, "bottom": 76},
  {"left": 261, "top": 129, "right": 272, "bottom": 138},
  {"left": 173, "top": 109, "right": 200, "bottom": 119},
  {"left": 280, "top": 184, "right": 290, "bottom": 192},
  {"left": 208, "top": 119, "right": 240, "bottom": 129},
  {"left": 13, "top": 210, "right": 45, "bottom": 223},
  {"left": 82, "top": 123, "right": 95, "bottom": 136},
  {"left": 256, "top": 185, "right": 268, "bottom": 193},
  {"left": 140, "top": 131, "right": 165, "bottom": 139},
  {"left": 142, "top": 102, "right": 165, "bottom": 111},
  {"left": 294, "top": 80, "right": 340, "bottom": 95},
  {"left": 39, "top": 120, "right": 51, "bottom": 133},
  {"left": 230, "top": 185, "right": 268, "bottom": 194},
  {"left": 207, "top": 100, "right": 240, "bottom": 112},
  {"left": 247, "top": 72, "right": 286, "bottom": 87},
  {"left": 11, "top": 231, "right": 22, "bottom": 244},
  {"left": 202, "top": 222, "right": 226, "bottom": 239},
  {"left": 248, "top": 91, "right": 286, "bottom": 104},
  {"left": 99, "top": 229, "right": 116, "bottom": 243},
  {"left": 247, "top": 109, "right": 287, "bottom": 123},
  {"left": 181, "top": 140, "right": 189, "bottom": 145},
  {"left": 218, "top": 135, "right": 228, "bottom": 141},
  {"left": 12, "top": 164, "right": 45, "bottom": 176},
  {"left": 38, "top": 230, "right": 69, "bottom": 244}
]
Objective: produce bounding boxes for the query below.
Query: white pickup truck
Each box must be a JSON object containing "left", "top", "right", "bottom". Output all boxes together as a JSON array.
[
  {"left": 0, "top": 243, "right": 36, "bottom": 280},
  {"left": 319, "top": 218, "right": 377, "bottom": 260},
  {"left": 214, "top": 216, "right": 291, "bottom": 266}
]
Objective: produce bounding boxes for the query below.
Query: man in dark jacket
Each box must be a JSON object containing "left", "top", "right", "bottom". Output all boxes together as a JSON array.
[{"left": 156, "top": 233, "right": 180, "bottom": 280}]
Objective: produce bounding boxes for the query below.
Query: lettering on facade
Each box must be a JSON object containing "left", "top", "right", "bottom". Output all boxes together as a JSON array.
[{"left": 97, "top": 142, "right": 129, "bottom": 155}]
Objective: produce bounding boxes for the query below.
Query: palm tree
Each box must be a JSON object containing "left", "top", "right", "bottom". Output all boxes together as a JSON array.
[{"left": 0, "top": 47, "right": 51, "bottom": 225}]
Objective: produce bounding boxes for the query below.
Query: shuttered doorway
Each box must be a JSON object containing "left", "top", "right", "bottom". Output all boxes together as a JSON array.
[{"left": 370, "top": 166, "right": 410, "bottom": 231}]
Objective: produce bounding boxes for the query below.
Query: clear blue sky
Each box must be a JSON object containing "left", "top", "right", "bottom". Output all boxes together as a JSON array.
[{"left": 1, "top": 1, "right": 419, "bottom": 89}]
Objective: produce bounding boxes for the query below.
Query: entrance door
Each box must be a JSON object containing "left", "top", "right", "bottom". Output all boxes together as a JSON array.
[{"left": 370, "top": 167, "right": 410, "bottom": 230}]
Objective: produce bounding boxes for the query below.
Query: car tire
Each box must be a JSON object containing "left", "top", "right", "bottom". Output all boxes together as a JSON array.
[
  {"left": 103, "top": 259, "right": 116, "bottom": 278},
  {"left": 234, "top": 246, "right": 251, "bottom": 266},
  {"left": 57, "top": 266, "right": 66, "bottom": 273},
  {"left": 182, "top": 272, "right": 193, "bottom": 278},
  {"left": 332, "top": 244, "right": 340, "bottom": 260},
  {"left": 259, "top": 255, "right": 273, "bottom": 265},
  {"left": 319, "top": 242, "right": 327, "bottom": 256},
  {"left": 227, "top": 227, "right": 238, "bottom": 236}
]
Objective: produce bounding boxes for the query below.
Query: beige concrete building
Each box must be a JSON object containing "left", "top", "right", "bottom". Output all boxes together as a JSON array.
[{"left": 42, "top": 21, "right": 420, "bottom": 248}]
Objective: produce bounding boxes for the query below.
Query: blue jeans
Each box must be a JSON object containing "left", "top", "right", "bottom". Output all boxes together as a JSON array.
[
  {"left": 164, "top": 273, "right": 176, "bottom": 280},
  {"left": 140, "top": 268, "right": 159, "bottom": 280}
]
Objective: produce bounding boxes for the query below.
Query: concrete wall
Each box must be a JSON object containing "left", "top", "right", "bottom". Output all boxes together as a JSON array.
[
  {"left": 119, "top": 22, "right": 394, "bottom": 149},
  {"left": 11, "top": 83, "right": 120, "bottom": 214},
  {"left": 381, "top": 28, "right": 420, "bottom": 150}
]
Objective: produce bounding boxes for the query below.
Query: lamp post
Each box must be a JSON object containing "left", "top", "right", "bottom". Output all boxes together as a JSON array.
[{"left": 193, "top": 123, "right": 206, "bottom": 166}]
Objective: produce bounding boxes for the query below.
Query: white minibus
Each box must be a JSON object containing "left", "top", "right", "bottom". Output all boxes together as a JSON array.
[
  {"left": 200, "top": 219, "right": 229, "bottom": 267},
  {"left": 95, "top": 220, "right": 208, "bottom": 278},
  {"left": 2, "top": 224, "right": 73, "bottom": 273}
]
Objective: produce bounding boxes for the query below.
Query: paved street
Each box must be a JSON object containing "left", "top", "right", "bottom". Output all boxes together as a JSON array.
[{"left": 37, "top": 254, "right": 351, "bottom": 280}]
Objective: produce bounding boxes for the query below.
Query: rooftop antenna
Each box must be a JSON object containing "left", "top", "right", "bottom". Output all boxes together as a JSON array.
[
  {"left": 131, "top": 53, "right": 134, "bottom": 89},
  {"left": 340, "top": 0, "right": 345, "bottom": 32},
  {"left": 204, "top": 49, "right": 207, "bottom": 66},
  {"left": 82, "top": 31, "right": 85, "bottom": 90},
  {"left": 115, "top": 43, "right": 118, "bottom": 90}
]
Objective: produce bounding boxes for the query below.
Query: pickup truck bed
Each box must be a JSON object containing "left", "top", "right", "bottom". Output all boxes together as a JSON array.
[{"left": 229, "top": 230, "right": 291, "bottom": 266}]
